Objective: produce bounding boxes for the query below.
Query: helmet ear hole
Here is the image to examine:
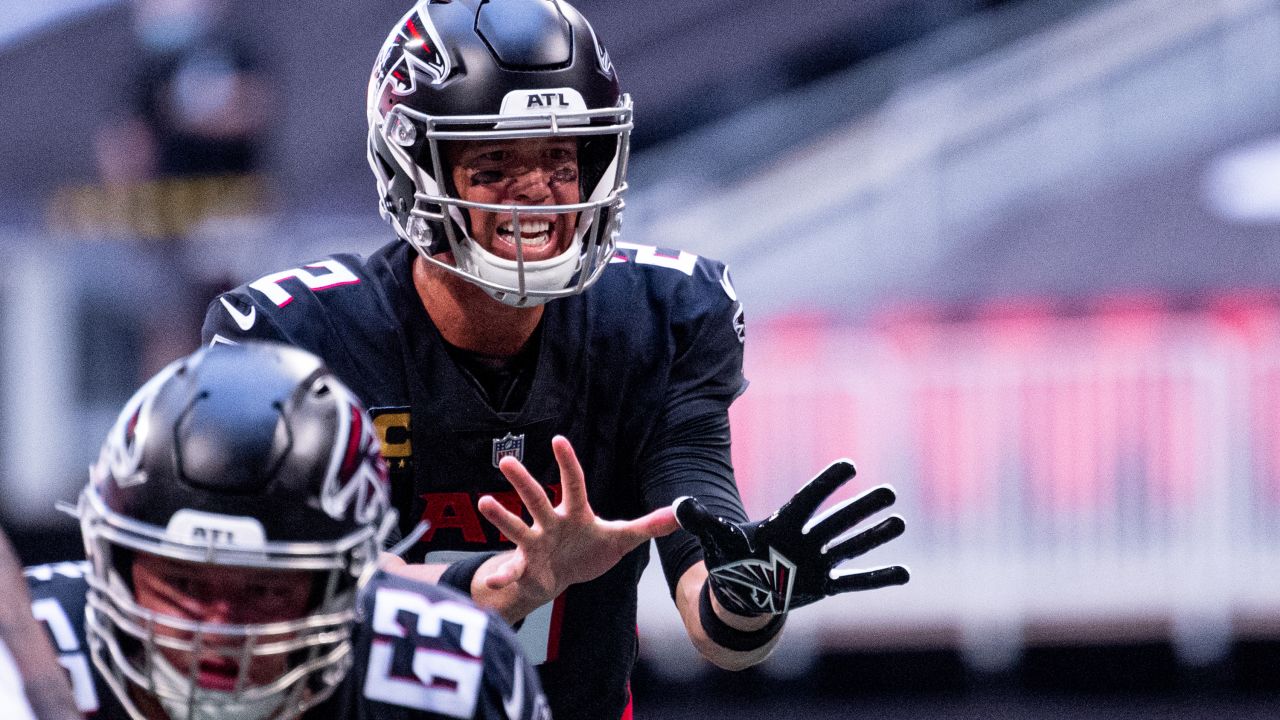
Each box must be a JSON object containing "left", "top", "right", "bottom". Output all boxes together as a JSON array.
[{"left": 309, "top": 376, "right": 332, "bottom": 398}]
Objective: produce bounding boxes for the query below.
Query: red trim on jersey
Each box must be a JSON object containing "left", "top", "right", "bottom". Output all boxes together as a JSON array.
[
  {"left": 339, "top": 406, "right": 363, "bottom": 481},
  {"left": 619, "top": 625, "right": 638, "bottom": 719},
  {"left": 621, "top": 679, "right": 634, "bottom": 720},
  {"left": 305, "top": 277, "right": 363, "bottom": 293}
]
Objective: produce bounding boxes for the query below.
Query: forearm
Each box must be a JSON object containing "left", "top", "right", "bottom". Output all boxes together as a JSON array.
[
  {"left": 674, "top": 562, "right": 782, "bottom": 671},
  {"left": 0, "top": 624, "right": 81, "bottom": 720},
  {"left": 22, "top": 675, "right": 82, "bottom": 720},
  {"left": 640, "top": 409, "right": 748, "bottom": 594},
  {"left": 0, "top": 618, "right": 66, "bottom": 684},
  {"left": 379, "top": 551, "right": 547, "bottom": 625},
  {"left": 0, "top": 532, "right": 80, "bottom": 720}
]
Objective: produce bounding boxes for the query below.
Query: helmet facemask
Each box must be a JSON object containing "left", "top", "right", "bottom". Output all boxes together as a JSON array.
[
  {"left": 79, "top": 486, "right": 390, "bottom": 720},
  {"left": 371, "top": 95, "right": 631, "bottom": 307},
  {"left": 74, "top": 343, "right": 396, "bottom": 720}
]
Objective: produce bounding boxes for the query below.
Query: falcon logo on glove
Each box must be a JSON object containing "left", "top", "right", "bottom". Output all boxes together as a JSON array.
[
  {"left": 709, "top": 548, "right": 796, "bottom": 615},
  {"left": 675, "top": 459, "right": 908, "bottom": 617}
]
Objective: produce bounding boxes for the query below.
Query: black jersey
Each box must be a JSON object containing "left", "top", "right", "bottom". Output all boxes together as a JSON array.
[
  {"left": 23, "top": 563, "right": 548, "bottom": 720},
  {"left": 202, "top": 239, "right": 750, "bottom": 720}
]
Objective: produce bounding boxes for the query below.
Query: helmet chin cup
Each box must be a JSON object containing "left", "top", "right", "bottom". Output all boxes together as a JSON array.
[{"left": 469, "top": 235, "right": 583, "bottom": 308}]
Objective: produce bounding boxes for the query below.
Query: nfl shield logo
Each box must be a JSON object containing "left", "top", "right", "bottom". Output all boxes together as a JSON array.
[{"left": 492, "top": 433, "right": 525, "bottom": 467}]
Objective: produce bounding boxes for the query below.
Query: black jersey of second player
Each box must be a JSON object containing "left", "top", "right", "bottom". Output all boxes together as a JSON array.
[
  {"left": 23, "top": 563, "right": 547, "bottom": 720},
  {"left": 202, "top": 240, "right": 749, "bottom": 720}
]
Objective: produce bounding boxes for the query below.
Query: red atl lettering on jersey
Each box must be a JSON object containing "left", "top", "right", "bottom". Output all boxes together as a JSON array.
[
  {"left": 418, "top": 485, "right": 563, "bottom": 544},
  {"left": 419, "top": 492, "right": 484, "bottom": 543}
]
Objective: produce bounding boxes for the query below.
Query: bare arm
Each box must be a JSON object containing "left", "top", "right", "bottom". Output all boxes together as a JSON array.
[
  {"left": 0, "top": 529, "right": 81, "bottom": 720},
  {"left": 674, "top": 561, "right": 782, "bottom": 670}
]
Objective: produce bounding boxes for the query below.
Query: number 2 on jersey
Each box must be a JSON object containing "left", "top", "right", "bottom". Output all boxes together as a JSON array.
[{"left": 249, "top": 260, "right": 360, "bottom": 307}]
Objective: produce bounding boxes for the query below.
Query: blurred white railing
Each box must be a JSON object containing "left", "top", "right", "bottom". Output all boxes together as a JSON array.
[
  {"left": 631, "top": 0, "right": 1280, "bottom": 313},
  {"left": 638, "top": 301, "right": 1280, "bottom": 672}
]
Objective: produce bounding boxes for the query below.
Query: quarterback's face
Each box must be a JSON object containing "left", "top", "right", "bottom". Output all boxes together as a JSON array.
[
  {"left": 131, "top": 553, "right": 314, "bottom": 691},
  {"left": 446, "top": 137, "right": 582, "bottom": 262}
]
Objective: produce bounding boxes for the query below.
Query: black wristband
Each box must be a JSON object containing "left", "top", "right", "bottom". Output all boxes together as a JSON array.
[
  {"left": 698, "top": 580, "right": 785, "bottom": 652},
  {"left": 438, "top": 552, "right": 500, "bottom": 596}
]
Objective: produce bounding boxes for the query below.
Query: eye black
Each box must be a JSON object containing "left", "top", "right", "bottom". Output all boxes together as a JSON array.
[{"left": 470, "top": 170, "right": 505, "bottom": 186}]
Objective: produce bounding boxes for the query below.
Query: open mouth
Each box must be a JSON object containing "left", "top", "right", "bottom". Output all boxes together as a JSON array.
[
  {"left": 496, "top": 218, "right": 555, "bottom": 249},
  {"left": 197, "top": 659, "right": 241, "bottom": 692}
]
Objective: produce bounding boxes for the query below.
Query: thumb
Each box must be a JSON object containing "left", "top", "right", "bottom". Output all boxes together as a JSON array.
[
  {"left": 482, "top": 557, "right": 523, "bottom": 591},
  {"left": 626, "top": 506, "right": 680, "bottom": 542},
  {"left": 672, "top": 496, "right": 726, "bottom": 541}
]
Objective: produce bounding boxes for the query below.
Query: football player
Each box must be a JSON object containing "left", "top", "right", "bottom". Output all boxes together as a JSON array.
[
  {"left": 25, "top": 341, "right": 549, "bottom": 720},
  {"left": 202, "top": 1, "right": 910, "bottom": 718}
]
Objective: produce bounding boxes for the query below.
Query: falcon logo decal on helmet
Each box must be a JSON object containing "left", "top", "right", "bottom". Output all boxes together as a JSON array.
[
  {"left": 321, "top": 388, "right": 391, "bottom": 525},
  {"left": 375, "top": 10, "right": 452, "bottom": 97},
  {"left": 583, "top": 15, "right": 613, "bottom": 75}
]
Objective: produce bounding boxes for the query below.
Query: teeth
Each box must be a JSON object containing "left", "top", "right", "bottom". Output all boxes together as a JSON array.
[{"left": 498, "top": 220, "right": 552, "bottom": 246}]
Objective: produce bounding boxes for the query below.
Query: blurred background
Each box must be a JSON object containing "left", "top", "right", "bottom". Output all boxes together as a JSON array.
[{"left": 1, "top": 0, "right": 1279, "bottom": 716}]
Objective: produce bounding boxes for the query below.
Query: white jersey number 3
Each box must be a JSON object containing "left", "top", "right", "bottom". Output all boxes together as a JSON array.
[{"left": 364, "top": 586, "right": 490, "bottom": 718}]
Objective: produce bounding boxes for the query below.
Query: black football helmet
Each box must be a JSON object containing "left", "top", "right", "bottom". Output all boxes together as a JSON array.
[
  {"left": 366, "top": 0, "right": 631, "bottom": 307},
  {"left": 76, "top": 341, "right": 393, "bottom": 720}
]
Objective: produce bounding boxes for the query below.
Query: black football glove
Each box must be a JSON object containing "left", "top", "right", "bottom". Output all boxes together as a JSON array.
[{"left": 674, "top": 459, "right": 908, "bottom": 616}]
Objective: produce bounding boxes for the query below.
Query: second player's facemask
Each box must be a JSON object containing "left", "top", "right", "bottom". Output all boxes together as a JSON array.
[
  {"left": 80, "top": 524, "right": 362, "bottom": 720},
  {"left": 74, "top": 343, "right": 395, "bottom": 720}
]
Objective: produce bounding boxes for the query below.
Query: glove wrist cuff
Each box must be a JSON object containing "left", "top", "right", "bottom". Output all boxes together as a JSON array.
[{"left": 699, "top": 581, "right": 785, "bottom": 652}]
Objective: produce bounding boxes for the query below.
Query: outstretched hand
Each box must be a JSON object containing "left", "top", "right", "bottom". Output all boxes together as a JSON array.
[
  {"left": 477, "top": 435, "right": 679, "bottom": 607},
  {"left": 675, "top": 459, "right": 908, "bottom": 616}
]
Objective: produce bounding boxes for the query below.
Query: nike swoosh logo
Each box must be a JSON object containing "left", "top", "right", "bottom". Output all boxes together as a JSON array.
[
  {"left": 220, "top": 297, "right": 257, "bottom": 331},
  {"left": 503, "top": 655, "right": 524, "bottom": 719}
]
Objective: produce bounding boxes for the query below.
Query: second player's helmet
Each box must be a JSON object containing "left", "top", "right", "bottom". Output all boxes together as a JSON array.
[
  {"left": 77, "top": 341, "right": 394, "bottom": 720},
  {"left": 367, "top": 0, "right": 631, "bottom": 307}
]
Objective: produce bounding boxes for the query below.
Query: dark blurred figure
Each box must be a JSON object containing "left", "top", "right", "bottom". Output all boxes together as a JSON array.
[
  {"left": 91, "top": 0, "right": 272, "bottom": 378},
  {"left": 96, "top": 0, "right": 269, "bottom": 183}
]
